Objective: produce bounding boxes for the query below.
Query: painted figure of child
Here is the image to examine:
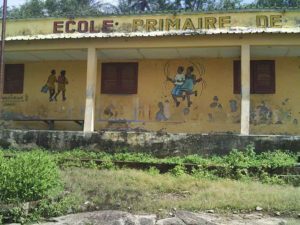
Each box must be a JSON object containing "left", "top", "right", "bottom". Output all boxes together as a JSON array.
[
  {"left": 167, "top": 66, "right": 185, "bottom": 107},
  {"left": 47, "top": 69, "right": 56, "bottom": 101},
  {"left": 181, "top": 66, "right": 202, "bottom": 107},
  {"left": 54, "top": 70, "right": 69, "bottom": 101}
]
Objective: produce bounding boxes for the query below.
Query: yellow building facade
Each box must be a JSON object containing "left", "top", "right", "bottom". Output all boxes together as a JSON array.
[{"left": 1, "top": 9, "right": 300, "bottom": 135}]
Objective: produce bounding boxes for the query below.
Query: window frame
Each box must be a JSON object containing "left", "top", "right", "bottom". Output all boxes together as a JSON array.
[
  {"left": 233, "top": 60, "right": 275, "bottom": 94},
  {"left": 101, "top": 62, "right": 138, "bottom": 95}
]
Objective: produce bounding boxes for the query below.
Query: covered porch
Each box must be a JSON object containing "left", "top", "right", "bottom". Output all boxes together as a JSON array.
[{"left": 2, "top": 34, "right": 300, "bottom": 135}]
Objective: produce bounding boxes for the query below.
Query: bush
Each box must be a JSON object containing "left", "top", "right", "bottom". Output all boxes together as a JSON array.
[
  {"left": 147, "top": 166, "right": 160, "bottom": 175},
  {"left": 169, "top": 164, "right": 186, "bottom": 176},
  {"left": 0, "top": 150, "right": 61, "bottom": 204}
]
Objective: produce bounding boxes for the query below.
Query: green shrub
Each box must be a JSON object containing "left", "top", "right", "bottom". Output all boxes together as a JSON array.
[
  {"left": 169, "top": 164, "right": 186, "bottom": 177},
  {"left": 147, "top": 166, "right": 160, "bottom": 175},
  {"left": 36, "top": 196, "right": 77, "bottom": 218},
  {"left": 0, "top": 150, "right": 61, "bottom": 204},
  {"left": 0, "top": 196, "right": 75, "bottom": 224},
  {"left": 99, "top": 158, "right": 115, "bottom": 170},
  {"left": 1, "top": 147, "right": 297, "bottom": 188},
  {"left": 191, "top": 168, "right": 219, "bottom": 180},
  {"left": 223, "top": 145, "right": 257, "bottom": 168},
  {"left": 113, "top": 153, "right": 156, "bottom": 163},
  {"left": 258, "top": 150, "right": 296, "bottom": 168},
  {"left": 259, "top": 172, "right": 286, "bottom": 185}
]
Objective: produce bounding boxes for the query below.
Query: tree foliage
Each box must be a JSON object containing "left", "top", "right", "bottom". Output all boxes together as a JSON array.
[
  {"left": 7, "top": 0, "right": 118, "bottom": 18},
  {"left": 5, "top": 0, "right": 300, "bottom": 18},
  {"left": 256, "top": 0, "right": 300, "bottom": 7},
  {"left": 117, "top": 0, "right": 242, "bottom": 12}
]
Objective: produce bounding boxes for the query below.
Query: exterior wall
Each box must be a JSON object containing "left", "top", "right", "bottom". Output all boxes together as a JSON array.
[
  {"left": 2, "top": 56, "right": 300, "bottom": 134},
  {"left": 95, "top": 58, "right": 241, "bottom": 133},
  {"left": 251, "top": 57, "right": 300, "bottom": 135},
  {"left": 3, "top": 10, "right": 300, "bottom": 37},
  {"left": 1, "top": 10, "right": 300, "bottom": 135},
  {"left": 2, "top": 61, "right": 87, "bottom": 130}
]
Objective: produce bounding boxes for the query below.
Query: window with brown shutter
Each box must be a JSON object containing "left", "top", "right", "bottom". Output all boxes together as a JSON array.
[
  {"left": 233, "top": 60, "right": 275, "bottom": 94},
  {"left": 101, "top": 63, "right": 138, "bottom": 94},
  {"left": 233, "top": 61, "right": 241, "bottom": 94},
  {"left": 4, "top": 64, "right": 24, "bottom": 94},
  {"left": 252, "top": 60, "right": 275, "bottom": 94}
]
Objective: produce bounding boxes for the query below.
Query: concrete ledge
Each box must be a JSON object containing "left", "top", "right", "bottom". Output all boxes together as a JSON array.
[{"left": 0, "top": 129, "right": 300, "bottom": 156}]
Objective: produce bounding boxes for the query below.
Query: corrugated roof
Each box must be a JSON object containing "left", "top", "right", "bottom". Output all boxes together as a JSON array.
[
  {"left": 5, "top": 27, "right": 300, "bottom": 41},
  {"left": 5, "top": 7, "right": 300, "bottom": 20}
]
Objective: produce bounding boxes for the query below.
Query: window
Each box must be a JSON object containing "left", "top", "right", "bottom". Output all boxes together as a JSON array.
[
  {"left": 101, "top": 63, "right": 138, "bottom": 94},
  {"left": 4, "top": 64, "right": 24, "bottom": 94},
  {"left": 233, "top": 60, "right": 275, "bottom": 94}
]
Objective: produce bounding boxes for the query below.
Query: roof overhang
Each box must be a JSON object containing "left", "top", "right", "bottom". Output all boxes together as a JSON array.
[{"left": 5, "top": 27, "right": 300, "bottom": 42}]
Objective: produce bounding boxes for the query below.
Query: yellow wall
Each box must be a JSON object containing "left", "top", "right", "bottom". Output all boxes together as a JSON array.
[
  {"left": 95, "top": 58, "right": 240, "bottom": 133},
  {"left": 3, "top": 10, "right": 300, "bottom": 37},
  {"left": 3, "top": 57, "right": 300, "bottom": 134},
  {"left": 2, "top": 61, "right": 87, "bottom": 130},
  {"left": 2, "top": 10, "right": 300, "bottom": 134},
  {"left": 250, "top": 57, "right": 300, "bottom": 135}
]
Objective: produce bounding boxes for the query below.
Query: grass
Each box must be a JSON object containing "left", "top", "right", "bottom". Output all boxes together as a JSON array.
[
  {"left": 61, "top": 168, "right": 300, "bottom": 215},
  {"left": 1, "top": 149, "right": 299, "bottom": 223},
  {"left": 4, "top": 147, "right": 297, "bottom": 186},
  {"left": 287, "top": 219, "right": 300, "bottom": 225}
]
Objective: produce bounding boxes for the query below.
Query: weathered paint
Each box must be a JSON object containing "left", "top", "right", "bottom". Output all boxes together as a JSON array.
[
  {"left": 1, "top": 10, "right": 300, "bottom": 135},
  {"left": 2, "top": 61, "right": 86, "bottom": 130},
  {"left": 241, "top": 44, "right": 250, "bottom": 135},
  {"left": 95, "top": 58, "right": 241, "bottom": 133},
  {"left": 0, "top": 129, "right": 300, "bottom": 156},
  {"left": 3, "top": 10, "right": 300, "bottom": 37},
  {"left": 3, "top": 57, "right": 300, "bottom": 134},
  {"left": 84, "top": 47, "right": 97, "bottom": 132}
]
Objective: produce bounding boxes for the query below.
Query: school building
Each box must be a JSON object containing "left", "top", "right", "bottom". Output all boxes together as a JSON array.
[{"left": 1, "top": 9, "right": 300, "bottom": 135}]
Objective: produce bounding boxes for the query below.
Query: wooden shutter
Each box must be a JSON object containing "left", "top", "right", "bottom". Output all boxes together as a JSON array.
[
  {"left": 233, "top": 61, "right": 241, "bottom": 94},
  {"left": 3, "top": 64, "right": 24, "bottom": 94},
  {"left": 233, "top": 60, "right": 275, "bottom": 94},
  {"left": 101, "top": 63, "right": 119, "bottom": 94},
  {"left": 120, "top": 63, "right": 138, "bottom": 94},
  {"left": 252, "top": 60, "right": 275, "bottom": 94},
  {"left": 101, "top": 63, "right": 138, "bottom": 94}
]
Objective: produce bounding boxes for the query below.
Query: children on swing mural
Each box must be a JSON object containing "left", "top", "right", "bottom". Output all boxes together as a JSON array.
[{"left": 166, "top": 63, "right": 206, "bottom": 108}]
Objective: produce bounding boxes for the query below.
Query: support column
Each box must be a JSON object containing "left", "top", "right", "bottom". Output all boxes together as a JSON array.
[
  {"left": 240, "top": 44, "right": 251, "bottom": 135},
  {"left": 84, "top": 47, "right": 97, "bottom": 132}
]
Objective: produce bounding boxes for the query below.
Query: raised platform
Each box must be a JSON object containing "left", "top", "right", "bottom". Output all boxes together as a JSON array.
[{"left": 0, "top": 129, "right": 300, "bottom": 156}]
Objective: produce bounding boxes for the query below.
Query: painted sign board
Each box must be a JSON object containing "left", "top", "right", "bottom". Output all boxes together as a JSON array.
[
  {"left": 4, "top": 10, "right": 300, "bottom": 37},
  {"left": 53, "top": 15, "right": 284, "bottom": 34}
]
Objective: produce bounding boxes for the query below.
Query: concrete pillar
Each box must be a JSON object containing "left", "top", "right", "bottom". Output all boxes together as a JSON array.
[
  {"left": 240, "top": 44, "right": 251, "bottom": 135},
  {"left": 84, "top": 47, "right": 97, "bottom": 132}
]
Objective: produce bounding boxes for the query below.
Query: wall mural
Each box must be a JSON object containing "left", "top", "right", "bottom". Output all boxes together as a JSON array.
[
  {"left": 154, "top": 61, "right": 206, "bottom": 122},
  {"left": 250, "top": 98, "right": 298, "bottom": 125},
  {"left": 165, "top": 62, "right": 207, "bottom": 108},
  {"left": 205, "top": 96, "right": 298, "bottom": 126},
  {"left": 208, "top": 96, "right": 224, "bottom": 122},
  {"left": 41, "top": 69, "right": 69, "bottom": 101},
  {"left": 104, "top": 104, "right": 118, "bottom": 119},
  {"left": 156, "top": 102, "right": 168, "bottom": 121}
]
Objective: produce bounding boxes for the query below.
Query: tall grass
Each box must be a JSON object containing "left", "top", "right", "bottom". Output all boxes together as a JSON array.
[{"left": 62, "top": 168, "right": 300, "bottom": 215}]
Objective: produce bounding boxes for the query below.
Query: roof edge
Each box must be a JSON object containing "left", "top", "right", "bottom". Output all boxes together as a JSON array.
[
  {"left": 5, "top": 7, "right": 300, "bottom": 22},
  {"left": 5, "top": 27, "right": 300, "bottom": 41}
]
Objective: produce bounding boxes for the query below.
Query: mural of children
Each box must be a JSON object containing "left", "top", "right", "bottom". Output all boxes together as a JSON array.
[
  {"left": 167, "top": 66, "right": 185, "bottom": 107},
  {"left": 46, "top": 69, "right": 56, "bottom": 102},
  {"left": 54, "top": 70, "right": 69, "bottom": 101},
  {"left": 156, "top": 102, "right": 168, "bottom": 121},
  {"left": 181, "top": 66, "right": 202, "bottom": 107}
]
